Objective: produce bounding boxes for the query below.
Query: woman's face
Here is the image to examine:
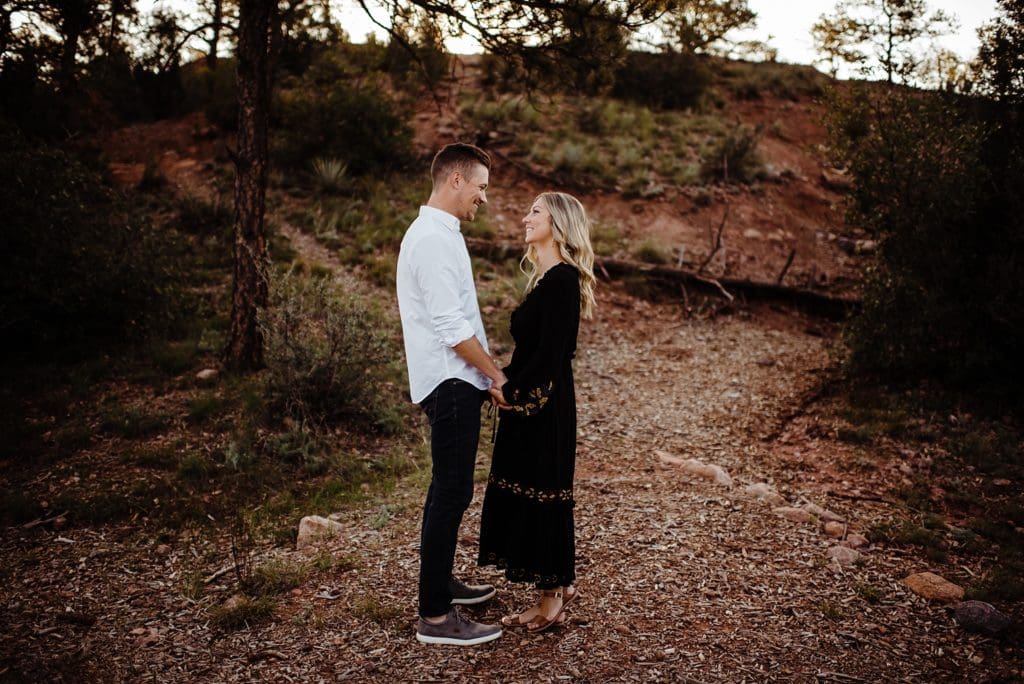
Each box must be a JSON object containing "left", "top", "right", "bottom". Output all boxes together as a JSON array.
[{"left": 522, "top": 199, "right": 554, "bottom": 246}]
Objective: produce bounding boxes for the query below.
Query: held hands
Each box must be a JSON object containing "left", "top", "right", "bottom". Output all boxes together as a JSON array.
[{"left": 489, "top": 378, "right": 511, "bottom": 410}]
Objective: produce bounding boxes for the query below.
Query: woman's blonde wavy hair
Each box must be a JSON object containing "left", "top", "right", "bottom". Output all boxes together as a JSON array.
[{"left": 521, "top": 191, "right": 596, "bottom": 319}]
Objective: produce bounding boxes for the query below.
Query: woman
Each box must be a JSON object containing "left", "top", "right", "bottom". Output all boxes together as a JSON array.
[{"left": 477, "top": 191, "right": 596, "bottom": 633}]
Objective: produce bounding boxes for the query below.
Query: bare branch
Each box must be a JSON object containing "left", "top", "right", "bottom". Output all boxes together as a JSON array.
[
  {"left": 776, "top": 246, "right": 796, "bottom": 284},
  {"left": 697, "top": 204, "right": 729, "bottom": 276}
]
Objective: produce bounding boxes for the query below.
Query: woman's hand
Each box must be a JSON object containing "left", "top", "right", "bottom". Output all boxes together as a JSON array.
[{"left": 489, "top": 385, "right": 511, "bottom": 409}]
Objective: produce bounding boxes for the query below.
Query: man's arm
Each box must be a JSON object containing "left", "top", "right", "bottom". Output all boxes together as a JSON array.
[{"left": 452, "top": 336, "right": 507, "bottom": 388}]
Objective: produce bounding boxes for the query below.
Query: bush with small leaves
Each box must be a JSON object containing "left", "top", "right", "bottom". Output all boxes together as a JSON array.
[
  {"left": 273, "top": 52, "right": 412, "bottom": 174},
  {"left": 261, "top": 272, "right": 399, "bottom": 432},
  {"left": 0, "top": 125, "right": 180, "bottom": 359},
  {"left": 700, "top": 124, "right": 764, "bottom": 183},
  {"left": 612, "top": 51, "right": 711, "bottom": 110}
]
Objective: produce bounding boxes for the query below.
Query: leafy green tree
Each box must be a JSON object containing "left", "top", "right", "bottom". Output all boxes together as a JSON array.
[
  {"left": 830, "top": 0, "right": 1024, "bottom": 395},
  {"left": 2, "top": 1, "right": 137, "bottom": 89},
  {"left": 977, "top": 0, "right": 1024, "bottom": 104},
  {"left": 657, "top": 0, "right": 757, "bottom": 55},
  {"left": 812, "top": 0, "right": 956, "bottom": 84}
]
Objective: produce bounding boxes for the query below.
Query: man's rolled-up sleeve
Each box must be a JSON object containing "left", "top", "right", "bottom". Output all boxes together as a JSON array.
[{"left": 413, "top": 234, "right": 476, "bottom": 347}]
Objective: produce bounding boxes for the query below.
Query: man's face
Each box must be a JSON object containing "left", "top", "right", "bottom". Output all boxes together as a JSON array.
[{"left": 455, "top": 163, "right": 489, "bottom": 222}]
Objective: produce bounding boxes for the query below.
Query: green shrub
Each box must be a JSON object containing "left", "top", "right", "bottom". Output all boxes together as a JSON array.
[
  {"left": 700, "top": 124, "right": 763, "bottom": 183},
  {"left": 261, "top": 273, "right": 399, "bottom": 431},
  {"left": 210, "top": 596, "right": 276, "bottom": 631},
  {"left": 176, "top": 195, "right": 233, "bottom": 236},
  {"left": 0, "top": 127, "right": 179, "bottom": 358},
  {"left": 181, "top": 60, "right": 238, "bottom": 130},
  {"left": 100, "top": 405, "right": 168, "bottom": 440},
  {"left": 718, "top": 61, "right": 828, "bottom": 101},
  {"left": 612, "top": 51, "right": 711, "bottom": 110},
  {"left": 244, "top": 557, "right": 309, "bottom": 596},
  {"left": 311, "top": 157, "right": 349, "bottom": 194},
  {"left": 273, "top": 52, "right": 412, "bottom": 174},
  {"left": 633, "top": 239, "right": 671, "bottom": 265},
  {"left": 830, "top": 86, "right": 1024, "bottom": 392}
]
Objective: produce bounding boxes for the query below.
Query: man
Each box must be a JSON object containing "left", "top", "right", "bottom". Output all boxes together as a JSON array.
[{"left": 396, "top": 143, "right": 506, "bottom": 646}]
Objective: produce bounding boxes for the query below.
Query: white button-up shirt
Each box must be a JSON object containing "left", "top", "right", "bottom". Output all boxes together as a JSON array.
[{"left": 396, "top": 205, "right": 491, "bottom": 403}]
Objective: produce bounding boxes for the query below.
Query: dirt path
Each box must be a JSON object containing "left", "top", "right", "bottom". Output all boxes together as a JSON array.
[{"left": 3, "top": 266, "right": 1015, "bottom": 681}]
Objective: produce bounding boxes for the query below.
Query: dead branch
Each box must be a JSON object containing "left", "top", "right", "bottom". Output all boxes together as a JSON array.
[
  {"left": 464, "top": 238, "right": 859, "bottom": 320},
  {"left": 697, "top": 204, "right": 729, "bottom": 276},
  {"left": 777, "top": 247, "right": 797, "bottom": 285}
]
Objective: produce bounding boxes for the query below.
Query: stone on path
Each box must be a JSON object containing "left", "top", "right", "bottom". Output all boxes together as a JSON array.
[
  {"left": 196, "top": 368, "right": 219, "bottom": 381},
  {"left": 841, "top": 533, "right": 869, "bottom": 549},
  {"left": 773, "top": 506, "right": 815, "bottom": 524},
  {"left": 741, "top": 482, "right": 786, "bottom": 506},
  {"left": 803, "top": 502, "right": 845, "bottom": 523},
  {"left": 656, "top": 451, "right": 733, "bottom": 487},
  {"left": 823, "top": 521, "right": 846, "bottom": 538},
  {"left": 903, "top": 572, "right": 964, "bottom": 603},
  {"left": 954, "top": 600, "right": 1012, "bottom": 637},
  {"left": 297, "top": 515, "right": 343, "bottom": 551},
  {"left": 827, "top": 545, "right": 860, "bottom": 567}
]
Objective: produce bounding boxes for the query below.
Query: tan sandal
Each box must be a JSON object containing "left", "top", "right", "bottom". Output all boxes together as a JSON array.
[
  {"left": 501, "top": 611, "right": 567, "bottom": 628},
  {"left": 526, "top": 586, "right": 578, "bottom": 633}
]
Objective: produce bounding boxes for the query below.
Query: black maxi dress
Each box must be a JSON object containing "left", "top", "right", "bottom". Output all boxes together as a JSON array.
[{"left": 478, "top": 263, "right": 580, "bottom": 588}]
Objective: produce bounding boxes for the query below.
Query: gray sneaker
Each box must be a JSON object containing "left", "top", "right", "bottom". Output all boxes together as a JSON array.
[
  {"left": 416, "top": 608, "right": 502, "bottom": 646},
  {"left": 448, "top": 577, "right": 496, "bottom": 605}
]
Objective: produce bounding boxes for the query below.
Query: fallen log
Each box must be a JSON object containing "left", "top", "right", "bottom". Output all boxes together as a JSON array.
[{"left": 464, "top": 237, "right": 860, "bottom": 320}]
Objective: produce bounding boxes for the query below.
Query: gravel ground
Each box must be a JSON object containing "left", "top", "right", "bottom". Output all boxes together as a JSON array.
[{"left": 2, "top": 281, "right": 1019, "bottom": 683}]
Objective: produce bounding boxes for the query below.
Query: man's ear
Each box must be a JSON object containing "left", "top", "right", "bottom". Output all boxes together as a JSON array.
[{"left": 449, "top": 171, "right": 462, "bottom": 189}]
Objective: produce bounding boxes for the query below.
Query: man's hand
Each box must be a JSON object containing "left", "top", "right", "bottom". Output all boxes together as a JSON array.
[{"left": 489, "top": 385, "right": 511, "bottom": 409}]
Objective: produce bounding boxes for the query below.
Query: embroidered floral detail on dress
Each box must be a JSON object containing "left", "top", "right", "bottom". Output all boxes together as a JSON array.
[
  {"left": 508, "top": 381, "right": 554, "bottom": 416},
  {"left": 488, "top": 473, "right": 573, "bottom": 502}
]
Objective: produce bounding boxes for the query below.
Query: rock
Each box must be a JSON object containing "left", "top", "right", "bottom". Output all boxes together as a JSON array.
[
  {"left": 742, "top": 228, "right": 764, "bottom": 240},
  {"left": 658, "top": 452, "right": 732, "bottom": 487},
  {"left": 855, "top": 239, "right": 878, "bottom": 254},
  {"left": 803, "top": 503, "right": 844, "bottom": 523},
  {"left": 741, "top": 482, "right": 786, "bottom": 506},
  {"left": 196, "top": 368, "right": 219, "bottom": 382},
  {"left": 820, "top": 168, "right": 853, "bottom": 192},
  {"left": 656, "top": 450, "right": 684, "bottom": 467},
  {"left": 842, "top": 533, "right": 869, "bottom": 549},
  {"left": 903, "top": 572, "right": 964, "bottom": 603},
  {"left": 773, "top": 506, "right": 815, "bottom": 524},
  {"left": 109, "top": 162, "right": 146, "bottom": 189},
  {"left": 827, "top": 545, "right": 860, "bottom": 566},
  {"left": 704, "top": 464, "right": 734, "bottom": 488},
  {"left": 823, "top": 521, "right": 846, "bottom": 538},
  {"left": 954, "top": 601, "right": 1012, "bottom": 636},
  {"left": 297, "top": 515, "right": 343, "bottom": 551}
]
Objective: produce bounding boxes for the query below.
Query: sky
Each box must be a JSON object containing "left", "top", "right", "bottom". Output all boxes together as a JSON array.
[{"left": 143, "top": 0, "right": 1001, "bottom": 75}]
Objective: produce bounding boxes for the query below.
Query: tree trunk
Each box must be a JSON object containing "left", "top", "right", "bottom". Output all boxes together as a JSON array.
[
  {"left": 207, "top": 0, "right": 223, "bottom": 70},
  {"left": 225, "top": 0, "right": 276, "bottom": 372},
  {"left": 0, "top": 6, "right": 12, "bottom": 60},
  {"left": 58, "top": 14, "right": 85, "bottom": 91}
]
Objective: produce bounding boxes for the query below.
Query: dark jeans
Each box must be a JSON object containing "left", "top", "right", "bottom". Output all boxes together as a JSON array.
[{"left": 418, "top": 378, "right": 486, "bottom": 618}]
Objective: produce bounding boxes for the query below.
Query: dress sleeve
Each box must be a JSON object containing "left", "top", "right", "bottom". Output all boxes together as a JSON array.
[{"left": 501, "top": 271, "right": 578, "bottom": 417}]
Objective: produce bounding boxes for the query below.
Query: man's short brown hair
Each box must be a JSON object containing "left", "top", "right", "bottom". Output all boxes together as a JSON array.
[{"left": 430, "top": 143, "right": 491, "bottom": 189}]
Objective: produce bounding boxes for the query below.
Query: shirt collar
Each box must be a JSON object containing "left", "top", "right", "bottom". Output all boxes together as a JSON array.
[{"left": 420, "top": 205, "right": 461, "bottom": 233}]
